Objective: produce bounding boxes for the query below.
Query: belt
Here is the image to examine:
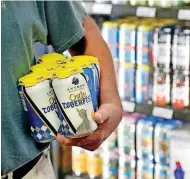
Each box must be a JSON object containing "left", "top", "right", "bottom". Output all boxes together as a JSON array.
[{"left": 2, "top": 153, "right": 43, "bottom": 179}]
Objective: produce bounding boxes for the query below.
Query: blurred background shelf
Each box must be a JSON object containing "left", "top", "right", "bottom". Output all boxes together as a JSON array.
[
  {"left": 122, "top": 101, "right": 190, "bottom": 122},
  {"left": 82, "top": 2, "right": 190, "bottom": 20}
]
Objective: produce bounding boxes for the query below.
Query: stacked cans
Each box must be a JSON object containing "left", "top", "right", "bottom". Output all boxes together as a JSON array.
[
  {"left": 171, "top": 26, "right": 190, "bottom": 110},
  {"left": 154, "top": 120, "right": 183, "bottom": 179},
  {"left": 102, "top": 18, "right": 176, "bottom": 105},
  {"left": 102, "top": 130, "right": 119, "bottom": 179},
  {"left": 118, "top": 112, "right": 144, "bottom": 179},
  {"left": 136, "top": 116, "right": 161, "bottom": 179},
  {"left": 153, "top": 25, "right": 190, "bottom": 109},
  {"left": 18, "top": 53, "right": 100, "bottom": 143}
]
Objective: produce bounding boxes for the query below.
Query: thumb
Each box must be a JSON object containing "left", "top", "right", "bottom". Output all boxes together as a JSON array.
[{"left": 94, "top": 104, "right": 110, "bottom": 124}]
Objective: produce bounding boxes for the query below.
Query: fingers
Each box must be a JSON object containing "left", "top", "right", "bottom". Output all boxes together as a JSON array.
[
  {"left": 94, "top": 104, "right": 111, "bottom": 124},
  {"left": 56, "top": 127, "right": 106, "bottom": 151}
]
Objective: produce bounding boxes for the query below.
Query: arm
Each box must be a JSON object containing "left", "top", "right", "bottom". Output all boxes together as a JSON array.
[{"left": 56, "top": 15, "right": 123, "bottom": 151}]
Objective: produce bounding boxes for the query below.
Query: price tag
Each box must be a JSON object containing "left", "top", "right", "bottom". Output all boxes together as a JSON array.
[
  {"left": 178, "top": 9, "right": 190, "bottom": 20},
  {"left": 92, "top": 3, "right": 112, "bottom": 15},
  {"left": 136, "top": 7, "right": 156, "bottom": 18},
  {"left": 152, "top": 107, "right": 173, "bottom": 119},
  {"left": 122, "top": 101, "right": 136, "bottom": 112}
]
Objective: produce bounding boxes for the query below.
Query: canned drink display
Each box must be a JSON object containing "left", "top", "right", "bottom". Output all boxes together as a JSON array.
[
  {"left": 103, "top": 152, "right": 119, "bottom": 179},
  {"left": 172, "top": 27, "right": 190, "bottom": 71},
  {"left": 154, "top": 120, "right": 183, "bottom": 165},
  {"left": 153, "top": 26, "right": 175, "bottom": 69},
  {"left": 136, "top": 65, "right": 153, "bottom": 104},
  {"left": 152, "top": 68, "right": 171, "bottom": 107},
  {"left": 87, "top": 149, "right": 103, "bottom": 179},
  {"left": 72, "top": 147, "right": 87, "bottom": 177},
  {"left": 119, "top": 23, "right": 137, "bottom": 64},
  {"left": 154, "top": 164, "right": 170, "bottom": 179},
  {"left": 136, "top": 116, "right": 161, "bottom": 160},
  {"left": 18, "top": 72, "right": 63, "bottom": 143},
  {"left": 118, "top": 155, "right": 136, "bottom": 179},
  {"left": 137, "top": 25, "right": 154, "bottom": 65},
  {"left": 118, "top": 63, "right": 135, "bottom": 102},
  {"left": 172, "top": 70, "right": 190, "bottom": 110},
  {"left": 136, "top": 160, "right": 154, "bottom": 179},
  {"left": 118, "top": 112, "right": 143, "bottom": 156},
  {"left": 52, "top": 67, "right": 97, "bottom": 138},
  {"left": 102, "top": 21, "right": 119, "bottom": 62}
]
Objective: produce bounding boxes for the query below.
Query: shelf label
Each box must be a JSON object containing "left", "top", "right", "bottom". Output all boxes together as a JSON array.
[
  {"left": 92, "top": 3, "right": 112, "bottom": 15},
  {"left": 122, "top": 101, "right": 135, "bottom": 112},
  {"left": 81, "top": 2, "right": 93, "bottom": 14},
  {"left": 178, "top": 9, "right": 190, "bottom": 20},
  {"left": 136, "top": 7, "right": 156, "bottom": 18},
  {"left": 152, "top": 107, "right": 173, "bottom": 119}
]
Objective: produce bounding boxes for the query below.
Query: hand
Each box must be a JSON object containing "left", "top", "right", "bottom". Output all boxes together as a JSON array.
[{"left": 56, "top": 103, "right": 123, "bottom": 151}]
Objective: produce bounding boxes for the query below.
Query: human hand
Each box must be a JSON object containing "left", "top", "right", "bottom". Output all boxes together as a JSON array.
[{"left": 56, "top": 103, "right": 123, "bottom": 151}]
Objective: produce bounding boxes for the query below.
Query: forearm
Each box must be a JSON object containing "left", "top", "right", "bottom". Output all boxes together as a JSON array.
[{"left": 69, "top": 15, "right": 122, "bottom": 109}]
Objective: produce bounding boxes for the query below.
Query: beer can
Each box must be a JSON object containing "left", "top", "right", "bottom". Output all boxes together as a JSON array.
[
  {"left": 136, "top": 160, "right": 154, "bottom": 179},
  {"left": 118, "top": 63, "right": 135, "bottom": 102},
  {"left": 153, "top": 26, "right": 175, "bottom": 69},
  {"left": 103, "top": 152, "right": 119, "bottom": 179},
  {"left": 118, "top": 112, "right": 144, "bottom": 156},
  {"left": 154, "top": 120, "right": 183, "bottom": 165},
  {"left": 102, "top": 21, "right": 119, "bottom": 62},
  {"left": 118, "top": 155, "right": 136, "bottom": 179},
  {"left": 136, "top": 65, "right": 153, "bottom": 104},
  {"left": 154, "top": 164, "right": 170, "bottom": 179},
  {"left": 119, "top": 23, "right": 138, "bottom": 64},
  {"left": 72, "top": 147, "right": 87, "bottom": 177},
  {"left": 136, "top": 116, "right": 161, "bottom": 160},
  {"left": 71, "top": 56, "right": 100, "bottom": 112},
  {"left": 172, "top": 70, "right": 189, "bottom": 110},
  {"left": 87, "top": 149, "right": 103, "bottom": 179},
  {"left": 137, "top": 25, "right": 154, "bottom": 65},
  {"left": 172, "top": 26, "right": 190, "bottom": 71},
  {"left": 18, "top": 72, "right": 63, "bottom": 143},
  {"left": 52, "top": 67, "right": 97, "bottom": 138},
  {"left": 152, "top": 68, "right": 171, "bottom": 107}
]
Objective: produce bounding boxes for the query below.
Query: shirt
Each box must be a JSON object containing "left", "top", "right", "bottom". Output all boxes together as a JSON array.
[{"left": 1, "top": 1, "right": 85, "bottom": 175}]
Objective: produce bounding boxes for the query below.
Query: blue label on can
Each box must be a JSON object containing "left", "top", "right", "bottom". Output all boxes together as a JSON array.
[
  {"left": 102, "top": 26, "right": 119, "bottom": 61},
  {"left": 136, "top": 68, "right": 153, "bottom": 104},
  {"left": 118, "top": 66, "right": 135, "bottom": 102},
  {"left": 137, "top": 30, "right": 153, "bottom": 65},
  {"left": 18, "top": 86, "right": 57, "bottom": 143},
  {"left": 119, "top": 28, "right": 136, "bottom": 64},
  {"left": 83, "top": 68, "right": 99, "bottom": 111}
]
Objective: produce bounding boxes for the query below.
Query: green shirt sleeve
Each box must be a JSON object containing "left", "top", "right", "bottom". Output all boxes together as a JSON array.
[{"left": 44, "top": 1, "right": 86, "bottom": 53}]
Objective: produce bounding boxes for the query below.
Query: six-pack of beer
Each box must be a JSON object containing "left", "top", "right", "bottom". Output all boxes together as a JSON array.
[{"left": 18, "top": 53, "right": 100, "bottom": 143}]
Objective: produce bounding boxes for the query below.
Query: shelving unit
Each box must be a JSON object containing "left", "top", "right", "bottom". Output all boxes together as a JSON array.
[
  {"left": 82, "top": 2, "right": 190, "bottom": 20},
  {"left": 122, "top": 101, "right": 190, "bottom": 122},
  {"left": 63, "top": 2, "right": 190, "bottom": 179}
]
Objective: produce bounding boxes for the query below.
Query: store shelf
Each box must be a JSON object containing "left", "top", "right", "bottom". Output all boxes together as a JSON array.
[
  {"left": 122, "top": 101, "right": 190, "bottom": 122},
  {"left": 82, "top": 2, "right": 190, "bottom": 20}
]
